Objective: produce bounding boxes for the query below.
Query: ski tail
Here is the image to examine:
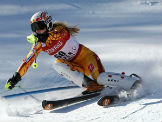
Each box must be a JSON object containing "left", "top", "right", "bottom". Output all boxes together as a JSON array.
[{"left": 42, "top": 92, "right": 101, "bottom": 110}]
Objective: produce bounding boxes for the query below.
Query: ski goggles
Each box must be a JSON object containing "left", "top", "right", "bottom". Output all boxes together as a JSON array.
[{"left": 31, "top": 21, "right": 47, "bottom": 32}]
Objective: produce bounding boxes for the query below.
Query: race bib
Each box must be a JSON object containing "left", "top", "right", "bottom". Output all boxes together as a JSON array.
[{"left": 53, "top": 37, "right": 79, "bottom": 61}]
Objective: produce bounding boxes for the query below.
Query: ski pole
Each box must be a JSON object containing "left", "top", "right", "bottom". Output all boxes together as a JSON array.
[
  {"left": 27, "top": 33, "right": 38, "bottom": 69},
  {"left": 32, "top": 40, "right": 38, "bottom": 69},
  {"left": 16, "top": 85, "right": 41, "bottom": 102}
]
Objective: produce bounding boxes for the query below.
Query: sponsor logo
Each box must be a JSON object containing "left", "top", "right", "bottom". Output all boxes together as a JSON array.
[
  {"left": 107, "top": 79, "right": 119, "bottom": 82},
  {"left": 45, "top": 41, "right": 63, "bottom": 54},
  {"left": 88, "top": 63, "right": 95, "bottom": 73}
]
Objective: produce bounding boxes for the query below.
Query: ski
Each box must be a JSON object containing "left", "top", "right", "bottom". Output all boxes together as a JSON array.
[
  {"left": 42, "top": 92, "right": 101, "bottom": 110},
  {"left": 97, "top": 95, "right": 119, "bottom": 106}
]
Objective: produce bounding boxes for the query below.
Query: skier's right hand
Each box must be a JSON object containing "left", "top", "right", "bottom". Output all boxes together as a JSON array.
[{"left": 5, "top": 72, "right": 21, "bottom": 90}]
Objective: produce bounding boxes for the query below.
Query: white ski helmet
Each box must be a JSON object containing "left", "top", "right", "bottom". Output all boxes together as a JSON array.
[{"left": 30, "top": 11, "right": 53, "bottom": 32}]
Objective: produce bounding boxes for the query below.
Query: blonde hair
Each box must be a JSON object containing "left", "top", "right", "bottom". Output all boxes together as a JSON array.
[{"left": 53, "top": 22, "right": 80, "bottom": 36}]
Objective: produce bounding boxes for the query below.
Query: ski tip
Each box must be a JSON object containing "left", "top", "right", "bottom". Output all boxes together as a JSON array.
[
  {"left": 97, "top": 96, "right": 119, "bottom": 107},
  {"left": 44, "top": 104, "right": 54, "bottom": 110},
  {"left": 42, "top": 100, "right": 54, "bottom": 110},
  {"left": 102, "top": 98, "right": 111, "bottom": 106},
  {"left": 97, "top": 97, "right": 111, "bottom": 107}
]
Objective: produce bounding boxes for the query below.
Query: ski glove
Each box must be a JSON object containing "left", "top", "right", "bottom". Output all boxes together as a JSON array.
[
  {"left": 27, "top": 33, "right": 38, "bottom": 44},
  {"left": 5, "top": 72, "right": 21, "bottom": 90}
]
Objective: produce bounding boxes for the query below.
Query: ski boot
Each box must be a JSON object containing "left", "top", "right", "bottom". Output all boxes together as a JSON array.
[
  {"left": 130, "top": 73, "right": 142, "bottom": 90},
  {"left": 82, "top": 75, "right": 103, "bottom": 95}
]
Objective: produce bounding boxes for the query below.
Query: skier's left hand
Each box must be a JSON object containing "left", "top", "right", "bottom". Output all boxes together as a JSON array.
[
  {"left": 27, "top": 33, "right": 38, "bottom": 44},
  {"left": 5, "top": 72, "right": 21, "bottom": 90}
]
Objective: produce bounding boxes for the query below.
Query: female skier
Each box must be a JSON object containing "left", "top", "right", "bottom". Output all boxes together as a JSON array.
[{"left": 5, "top": 11, "right": 140, "bottom": 96}]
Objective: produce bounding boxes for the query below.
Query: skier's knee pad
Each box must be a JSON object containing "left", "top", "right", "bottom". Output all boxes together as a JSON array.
[
  {"left": 97, "top": 72, "right": 137, "bottom": 90},
  {"left": 54, "top": 62, "right": 84, "bottom": 87}
]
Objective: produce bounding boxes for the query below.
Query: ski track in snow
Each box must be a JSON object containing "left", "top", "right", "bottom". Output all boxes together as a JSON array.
[{"left": 0, "top": 0, "right": 162, "bottom": 122}]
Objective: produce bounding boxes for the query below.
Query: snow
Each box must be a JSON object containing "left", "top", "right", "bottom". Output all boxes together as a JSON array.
[{"left": 0, "top": 0, "right": 162, "bottom": 122}]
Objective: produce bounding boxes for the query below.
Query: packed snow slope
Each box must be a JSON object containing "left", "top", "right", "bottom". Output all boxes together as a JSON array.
[{"left": 0, "top": 0, "right": 162, "bottom": 122}]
